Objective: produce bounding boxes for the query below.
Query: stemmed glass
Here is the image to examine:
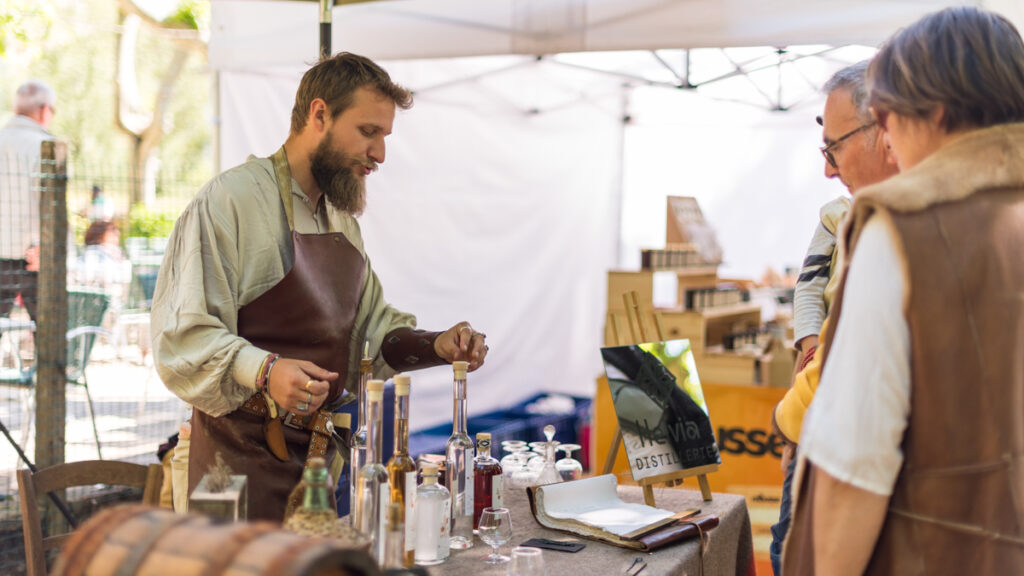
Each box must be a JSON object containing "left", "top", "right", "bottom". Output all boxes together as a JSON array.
[
  {"left": 507, "top": 546, "right": 545, "bottom": 576},
  {"left": 478, "top": 507, "right": 513, "bottom": 564},
  {"left": 555, "top": 443, "right": 583, "bottom": 481}
]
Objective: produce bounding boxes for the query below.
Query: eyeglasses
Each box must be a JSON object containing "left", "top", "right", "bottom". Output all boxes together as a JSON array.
[{"left": 819, "top": 121, "right": 877, "bottom": 169}]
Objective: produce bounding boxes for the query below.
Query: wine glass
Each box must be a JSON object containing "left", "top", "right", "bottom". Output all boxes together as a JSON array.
[
  {"left": 501, "top": 441, "right": 528, "bottom": 469},
  {"left": 478, "top": 507, "right": 513, "bottom": 564},
  {"left": 507, "top": 546, "right": 545, "bottom": 576},
  {"left": 555, "top": 443, "right": 583, "bottom": 481}
]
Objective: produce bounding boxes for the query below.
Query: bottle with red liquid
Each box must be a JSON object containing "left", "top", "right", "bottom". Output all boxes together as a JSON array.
[{"left": 473, "top": 432, "right": 503, "bottom": 530}]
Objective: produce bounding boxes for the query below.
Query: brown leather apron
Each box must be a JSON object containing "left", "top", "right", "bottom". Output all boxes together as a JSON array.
[{"left": 189, "top": 147, "right": 365, "bottom": 522}]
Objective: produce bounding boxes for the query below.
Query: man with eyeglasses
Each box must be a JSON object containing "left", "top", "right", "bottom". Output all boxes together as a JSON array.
[
  {"left": 0, "top": 79, "right": 57, "bottom": 321},
  {"left": 768, "top": 61, "right": 897, "bottom": 576}
]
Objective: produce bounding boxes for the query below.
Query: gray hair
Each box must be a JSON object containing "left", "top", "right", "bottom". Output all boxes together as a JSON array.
[
  {"left": 14, "top": 79, "right": 56, "bottom": 116},
  {"left": 823, "top": 61, "right": 872, "bottom": 124}
]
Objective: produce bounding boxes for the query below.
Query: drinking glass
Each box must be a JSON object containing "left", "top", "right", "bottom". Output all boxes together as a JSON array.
[
  {"left": 478, "top": 507, "right": 513, "bottom": 564},
  {"left": 555, "top": 443, "right": 583, "bottom": 481},
  {"left": 507, "top": 546, "right": 545, "bottom": 576}
]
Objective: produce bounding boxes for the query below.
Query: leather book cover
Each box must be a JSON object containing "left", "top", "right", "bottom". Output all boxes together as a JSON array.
[{"left": 526, "top": 476, "right": 718, "bottom": 552}]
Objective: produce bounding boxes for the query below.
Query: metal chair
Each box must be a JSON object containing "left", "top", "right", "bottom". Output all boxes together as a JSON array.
[
  {"left": 17, "top": 459, "right": 163, "bottom": 576},
  {"left": 65, "top": 289, "right": 110, "bottom": 459},
  {"left": 0, "top": 290, "right": 110, "bottom": 460}
]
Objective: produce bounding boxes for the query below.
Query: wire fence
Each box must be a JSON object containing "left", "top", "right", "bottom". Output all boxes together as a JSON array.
[{"left": 0, "top": 140, "right": 202, "bottom": 574}]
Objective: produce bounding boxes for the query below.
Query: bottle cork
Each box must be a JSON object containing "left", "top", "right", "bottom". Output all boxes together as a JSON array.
[
  {"left": 332, "top": 413, "right": 351, "bottom": 430},
  {"left": 421, "top": 463, "right": 439, "bottom": 482},
  {"left": 394, "top": 373, "right": 411, "bottom": 396},
  {"left": 367, "top": 379, "right": 384, "bottom": 401},
  {"left": 476, "top": 432, "right": 491, "bottom": 450},
  {"left": 452, "top": 361, "right": 469, "bottom": 378}
]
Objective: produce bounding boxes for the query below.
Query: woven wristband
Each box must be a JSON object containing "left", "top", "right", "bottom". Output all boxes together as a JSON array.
[{"left": 257, "top": 353, "right": 281, "bottom": 394}]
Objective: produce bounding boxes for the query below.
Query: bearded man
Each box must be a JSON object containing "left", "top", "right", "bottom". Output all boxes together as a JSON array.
[{"left": 151, "top": 53, "right": 489, "bottom": 521}]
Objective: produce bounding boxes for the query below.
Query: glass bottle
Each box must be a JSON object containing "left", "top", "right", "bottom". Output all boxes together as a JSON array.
[
  {"left": 534, "top": 425, "right": 562, "bottom": 486},
  {"left": 354, "top": 379, "right": 391, "bottom": 563},
  {"left": 445, "top": 360, "right": 475, "bottom": 549},
  {"left": 414, "top": 463, "right": 450, "bottom": 566},
  {"left": 350, "top": 341, "right": 372, "bottom": 514},
  {"left": 383, "top": 502, "right": 405, "bottom": 570},
  {"left": 473, "top": 432, "right": 503, "bottom": 530},
  {"left": 284, "top": 458, "right": 344, "bottom": 538},
  {"left": 386, "top": 374, "right": 417, "bottom": 567}
]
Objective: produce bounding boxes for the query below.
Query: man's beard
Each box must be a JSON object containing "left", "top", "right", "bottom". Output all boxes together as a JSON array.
[{"left": 309, "top": 136, "right": 373, "bottom": 215}]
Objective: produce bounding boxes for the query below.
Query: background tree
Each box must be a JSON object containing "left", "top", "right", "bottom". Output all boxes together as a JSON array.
[{"left": 0, "top": 0, "right": 212, "bottom": 219}]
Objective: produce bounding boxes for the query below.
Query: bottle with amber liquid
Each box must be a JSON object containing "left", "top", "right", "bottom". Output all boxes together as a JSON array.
[
  {"left": 473, "top": 432, "right": 503, "bottom": 530},
  {"left": 386, "top": 374, "right": 416, "bottom": 567}
]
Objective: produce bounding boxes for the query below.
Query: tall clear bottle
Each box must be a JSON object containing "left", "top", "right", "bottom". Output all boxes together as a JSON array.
[
  {"left": 473, "top": 432, "right": 503, "bottom": 530},
  {"left": 386, "top": 374, "right": 417, "bottom": 567},
  {"left": 354, "top": 379, "right": 391, "bottom": 563},
  {"left": 350, "top": 342, "right": 372, "bottom": 514},
  {"left": 414, "top": 463, "right": 450, "bottom": 566},
  {"left": 445, "top": 361, "right": 475, "bottom": 549}
]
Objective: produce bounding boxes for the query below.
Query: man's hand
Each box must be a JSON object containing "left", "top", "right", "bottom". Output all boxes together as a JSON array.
[
  {"left": 434, "top": 321, "right": 489, "bottom": 371},
  {"left": 267, "top": 358, "right": 337, "bottom": 414}
]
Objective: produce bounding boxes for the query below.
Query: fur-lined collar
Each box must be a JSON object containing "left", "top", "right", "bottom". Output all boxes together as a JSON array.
[{"left": 854, "top": 122, "right": 1024, "bottom": 214}]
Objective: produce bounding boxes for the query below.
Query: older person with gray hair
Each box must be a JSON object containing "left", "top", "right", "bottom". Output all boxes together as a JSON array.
[
  {"left": 769, "top": 59, "right": 899, "bottom": 575},
  {"left": 0, "top": 78, "right": 57, "bottom": 320},
  {"left": 784, "top": 6, "right": 1024, "bottom": 574}
]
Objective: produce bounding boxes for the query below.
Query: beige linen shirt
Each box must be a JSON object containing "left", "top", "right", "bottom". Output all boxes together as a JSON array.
[
  {"left": 151, "top": 154, "right": 416, "bottom": 417},
  {"left": 0, "top": 115, "right": 54, "bottom": 259}
]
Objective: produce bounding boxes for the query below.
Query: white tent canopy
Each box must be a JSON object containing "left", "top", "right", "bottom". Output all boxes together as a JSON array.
[
  {"left": 208, "top": 0, "right": 1021, "bottom": 430},
  {"left": 208, "top": 0, "right": 1017, "bottom": 68}
]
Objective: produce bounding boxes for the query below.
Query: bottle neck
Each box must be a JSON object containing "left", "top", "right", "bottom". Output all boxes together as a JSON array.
[
  {"left": 357, "top": 368, "right": 370, "bottom": 432},
  {"left": 394, "top": 394, "right": 409, "bottom": 456},
  {"left": 366, "top": 395, "right": 383, "bottom": 465},
  {"left": 452, "top": 377, "right": 467, "bottom": 435},
  {"left": 302, "top": 472, "right": 332, "bottom": 511},
  {"left": 478, "top": 441, "right": 492, "bottom": 460}
]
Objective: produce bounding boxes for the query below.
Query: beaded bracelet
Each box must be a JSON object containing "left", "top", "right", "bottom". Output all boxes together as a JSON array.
[{"left": 256, "top": 353, "right": 281, "bottom": 394}]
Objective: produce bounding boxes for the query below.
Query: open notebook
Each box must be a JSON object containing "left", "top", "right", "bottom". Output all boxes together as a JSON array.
[{"left": 526, "top": 475, "right": 718, "bottom": 551}]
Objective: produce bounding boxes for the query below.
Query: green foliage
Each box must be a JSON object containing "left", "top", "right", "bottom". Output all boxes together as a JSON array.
[
  {"left": 1, "top": 0, "right": 212, "bottom": 210},
  {"left": 0, "top": 0, "right": 54, "bottom": 57},
  {"left": 163, "top": 0, "right": 209, "bottom": 30},
  {"left": 128, "top": 206, "right": 177, "bottom": 239}
]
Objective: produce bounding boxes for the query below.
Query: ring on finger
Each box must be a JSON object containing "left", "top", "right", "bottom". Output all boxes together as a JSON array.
[
  {"left": 305, "top": 380, "right": 314, "bottom": 392},
  {"left": 297, "top": 402, "right": 309, "bottom": 411},
  {"left": 307, "top": 391, "right": 312, "bottom": 404},
  {"left": 459, "top": 325, "right": 472, "bottom": 334}
]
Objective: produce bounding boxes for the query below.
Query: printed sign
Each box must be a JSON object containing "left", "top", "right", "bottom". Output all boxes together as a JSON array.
[{"left": 601, "top": 339, "right": 721, "bottom": 481}]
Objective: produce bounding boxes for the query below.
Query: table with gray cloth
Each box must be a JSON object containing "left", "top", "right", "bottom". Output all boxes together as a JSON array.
[{"left": 431, "top": 483, "right": 754, "bottom": 576}]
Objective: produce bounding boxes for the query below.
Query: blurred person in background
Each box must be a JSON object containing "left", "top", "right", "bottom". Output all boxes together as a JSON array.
[
  {"left": 71, "top": 220, "right": 131, "bottom": 302},
  {"left": 784, "top": 7, "right": 1024, "bottom": 575},
  {"left": 0, "top": 79, "right": 56, "bottom": 321}
]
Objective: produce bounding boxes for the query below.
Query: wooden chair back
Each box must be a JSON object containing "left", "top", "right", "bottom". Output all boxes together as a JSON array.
[{"left": 17, "top": 460, "right": 163, "bottom": 576}]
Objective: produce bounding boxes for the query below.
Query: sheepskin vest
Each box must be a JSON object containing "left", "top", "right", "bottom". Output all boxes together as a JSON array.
[{"left": 791, "top": 123, "right": 1024, "bottom": 575}]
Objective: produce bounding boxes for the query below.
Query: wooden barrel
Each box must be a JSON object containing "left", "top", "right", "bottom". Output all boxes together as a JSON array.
[{"left": 51, "top": 504, "right": 378, "bottom": 576}]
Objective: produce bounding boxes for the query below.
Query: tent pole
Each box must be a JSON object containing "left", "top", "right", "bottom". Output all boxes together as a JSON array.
[
  {"left": 614, "top": 84, "right": 632, "bottom": 268},
  {"left": 320, "top": 0, "right": 333, "bottom": 59}
]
